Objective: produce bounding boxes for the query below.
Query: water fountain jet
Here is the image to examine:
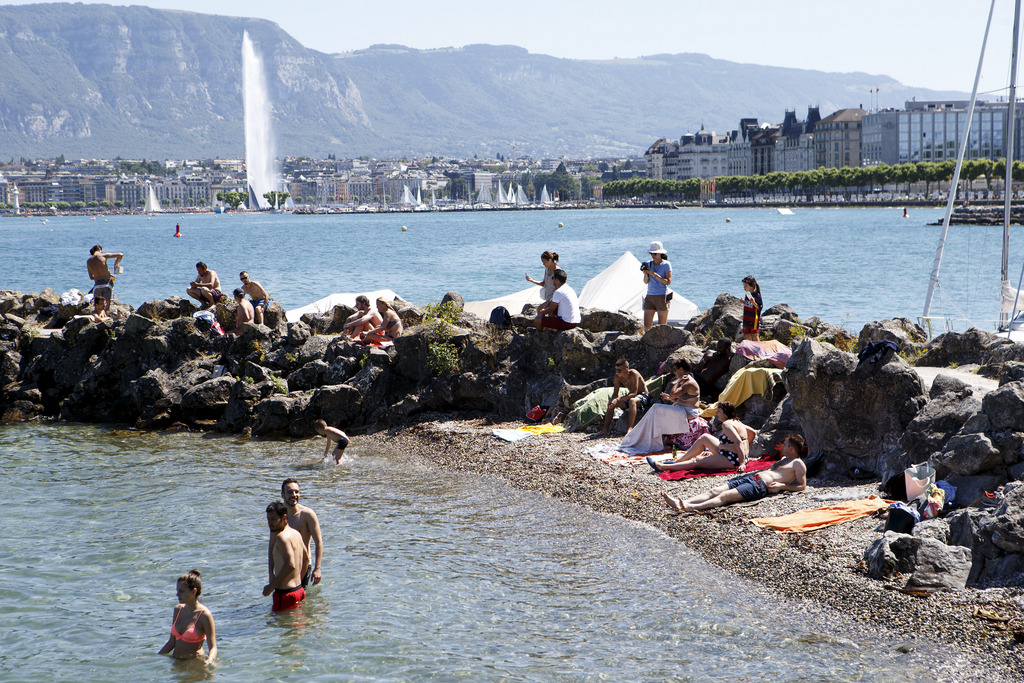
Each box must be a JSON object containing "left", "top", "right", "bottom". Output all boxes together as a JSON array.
[{"left": 242, "top": 31, "right": 277, "bottom": 210}]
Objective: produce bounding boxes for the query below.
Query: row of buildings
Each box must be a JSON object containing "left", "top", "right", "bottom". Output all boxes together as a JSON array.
[{"left": 646, "top": 99, "right": 1024, "bottom": 180}]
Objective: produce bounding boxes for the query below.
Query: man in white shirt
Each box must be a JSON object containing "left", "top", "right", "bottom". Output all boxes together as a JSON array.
[{"left": 534, "top": 269, "right": 581, "bottom": 330}]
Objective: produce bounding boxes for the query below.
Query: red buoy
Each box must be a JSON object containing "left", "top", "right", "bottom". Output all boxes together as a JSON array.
[{"left": 174, "top": 223, "right": 182, "bottom": 237}]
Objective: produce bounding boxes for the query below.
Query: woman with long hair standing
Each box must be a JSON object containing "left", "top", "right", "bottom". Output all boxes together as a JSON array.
[{"left": 741, "top": 275, "right": 762, "bottom": 342}]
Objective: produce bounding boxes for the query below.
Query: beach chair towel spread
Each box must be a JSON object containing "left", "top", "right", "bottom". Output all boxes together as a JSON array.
[
  {"left": 656, "top": 456, "right": 775, "bottom": 481},
  {"left": 750, "top": 496, "right": 892, "bottom": 533}
]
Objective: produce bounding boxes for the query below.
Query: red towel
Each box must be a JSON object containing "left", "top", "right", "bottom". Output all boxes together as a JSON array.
[{"left": 657, "top": 456, "right": 774, "bottom": 480}]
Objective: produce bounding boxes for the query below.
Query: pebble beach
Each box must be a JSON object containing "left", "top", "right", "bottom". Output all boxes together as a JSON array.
[{"left": 381, "top": 417, "right": 1024, "bottom": 681}]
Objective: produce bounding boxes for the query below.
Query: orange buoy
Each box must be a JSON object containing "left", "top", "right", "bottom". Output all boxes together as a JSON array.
[{"left": 174, "top": 223, "right": 182, "bottom": 237}]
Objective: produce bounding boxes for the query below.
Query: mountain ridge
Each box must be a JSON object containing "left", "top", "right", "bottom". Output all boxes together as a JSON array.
[{"left": 0, "top": 3, "right": 965, "bottom": 159}]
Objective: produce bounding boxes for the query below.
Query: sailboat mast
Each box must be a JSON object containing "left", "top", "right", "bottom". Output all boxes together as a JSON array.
[
  {"left": 923, "top": 0, "right": 998, "bottom": 321},
  {"left": 1002, "top": 0, "right": 1022, "bottom": 327}
]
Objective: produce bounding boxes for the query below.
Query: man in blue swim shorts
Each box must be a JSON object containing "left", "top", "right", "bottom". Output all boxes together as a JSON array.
[
  {"left": 239, "top": 271, "right": 271, "bottom": 325},
  {"left": 662, "top": 434, "right": 808, "bottom": 512}
]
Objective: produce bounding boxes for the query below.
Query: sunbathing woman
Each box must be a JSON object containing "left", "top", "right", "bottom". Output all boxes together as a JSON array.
[
  {"left": 158, "top": 569, "right": 217, "bottom": 662},
  {"left": 361, "top": 298, "right": 403, "bottom": 345},
  {"left": 647, "top": 401, "right": 752, "bottom": 472},
  {"left": 619, "top": 359, "right": 701, "bottom": 455}
]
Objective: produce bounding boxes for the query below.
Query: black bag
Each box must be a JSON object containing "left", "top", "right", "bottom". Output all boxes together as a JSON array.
[
  {"left": 489, "top": 305, "right": 512, "bottom": 327},
  {"left": 802, "top": 451, "right": 825, "bottom": 478}
]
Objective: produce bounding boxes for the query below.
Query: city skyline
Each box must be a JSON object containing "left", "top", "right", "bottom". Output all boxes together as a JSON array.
[{"left": 3, "top": 0, "right": 1017, "bottom": 94}]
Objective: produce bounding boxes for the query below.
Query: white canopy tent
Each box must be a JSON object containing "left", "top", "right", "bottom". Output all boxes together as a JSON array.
[
  {"left": 463, "top": 251, "right": 700, "bottom": 324},
  {"left": 286, "top": 289, "right": 400, "bottom": 322}
]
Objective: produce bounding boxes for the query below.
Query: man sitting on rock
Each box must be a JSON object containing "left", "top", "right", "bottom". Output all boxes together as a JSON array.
[
  {"left": 343, "top": 295, "right": 382, "bottom": 341},
  {"left": 596, "top": 358, "right": 650, "bottom": 436},
  {"left": 533, "top": 269, "right": 581, "bottom": 331},
  {"left": 662, "top": 433, "right": 808, "bottom": 512},
  {"left": 187, "top": 262, "right": 223, "bottom": 309},
  {"left": 230, "top": 288, "right": 254, "bottom": 335},
  {"left": 239, "top": 271, "right": 270, "bottom": 325}
]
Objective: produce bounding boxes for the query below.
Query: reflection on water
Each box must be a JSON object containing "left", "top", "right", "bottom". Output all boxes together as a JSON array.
[{"left": 0, "top": 423, "right": 965, "bottom": 681}]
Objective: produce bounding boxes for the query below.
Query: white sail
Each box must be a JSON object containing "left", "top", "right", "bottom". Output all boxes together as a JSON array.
[
  {"left": 144, "top": 183, "right": 162, "bottom": 213},
  {"left": 431, "top": 189, "right": 436, "bottom": 207},
  {"left": 496, "top": 181, "right": 507, "bottom": 205},
  {"left": 517, "top": 185, "right": 528, "bottom": 205},
  {"left": 416, "top": 187, "right": 423, "bottom": 205},
  {"left": 540, "top": 185, "right": 551, "bottom": 204},
  {"left": 507, "top": 184, "right": 515, "bottom": 204},
  {"left": 401, "top": 185, "right": 416, "bottom": 206},
  {"left": 476, "top": 184, "right": 492, "bottom": 203},
  {"left": 285, "top": 195, "right": 296, "bottom": 209}
]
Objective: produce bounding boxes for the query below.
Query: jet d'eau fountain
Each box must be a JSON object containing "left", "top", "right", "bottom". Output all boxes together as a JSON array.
[{"left": 242, "top": 30, "right": 278, "bottom": 210}]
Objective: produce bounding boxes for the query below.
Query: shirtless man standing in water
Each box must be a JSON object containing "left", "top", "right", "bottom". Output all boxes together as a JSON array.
[
  {"left": 662, "top": 433, "right": 808, "bottom": 512},
  {"left": 263, "top": 501, "right": 309, "bottom": 611},
  {"left": 281, "top": 478, "right": 323, "bottom": 587}
]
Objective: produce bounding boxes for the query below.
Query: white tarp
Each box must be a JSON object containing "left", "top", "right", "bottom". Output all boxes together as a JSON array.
[
  {"left": 578, "top": 251, "right": 700, "bottom": 324},
  {"left": 463, "top": 286, "right": 545, "bottom": 320},
  {"left": 463, "top": 251, "right": 700, "bottom": 324},
  {"left": 286, "top": 289, "right": 400, "bottom": 322}
]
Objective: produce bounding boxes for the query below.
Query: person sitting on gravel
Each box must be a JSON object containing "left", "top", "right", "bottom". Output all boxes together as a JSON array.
[
  {"left": 662, "top": 433, "right": 807, "bottom": 512},
  {"left": 647, "top": 401, "right": 753, "bottom": 473}
]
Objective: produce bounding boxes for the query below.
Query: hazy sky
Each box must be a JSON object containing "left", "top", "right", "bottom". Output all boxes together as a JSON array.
[{"left": 6, "top": 0, "right": 1021, "bottom": 93}]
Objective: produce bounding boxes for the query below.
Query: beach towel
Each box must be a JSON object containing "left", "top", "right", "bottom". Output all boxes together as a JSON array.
[
  {"left": 735, "top": 339, "right": 792, "bottom": 368},
  {"left": 657, "top": 456, "right": 774, "bottom": 481},
  {"left": 750, "top": 496, "right": 892, "bottom": 533},
  {"left": 618, "top": 404, "right": 694, "bottom": 454},
  {"left": 568, "top": 373, "right": 670, "bottom": 428},
  {"left": 519, "top": 424, "right": 565, "bottom": 435},
  {"left": 701, "top": 367, "right": 784, "bottom": 418},
  {"left": 492, "top": 428, "right": 533, "bottom": 442},
  {"left": 585, "top": 444, "right": 669, "bottom": 467}
]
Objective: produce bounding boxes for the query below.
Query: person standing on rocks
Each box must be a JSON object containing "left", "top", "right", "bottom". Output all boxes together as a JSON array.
[
  {"left": 741, "top": 275, "right": 763, "bottom": 342},
  {"left": 315, "top": 419, "right": 350, "bottom": 464},
  {"left": 281, "top": 478, "right": 323, "bottom": 588},
  {"left": 230, "top": 288, "right": 254, "bottom": 334},
  {"left": 533, "top": 269, "right": 581, "bottom": 330},
  {"left": 86, "top": 244, "right": 122, "bottom": 315},
  {"left": 263, "top": 501, "right": 309, "bottom": 611},
  {"left": 642, "top": 241, "right": 672, "bottom": 332},
  {"left": 187, "top": 262, "right": 223, "bottom": 309},
  {"left": 662, "top": 433, "right": 807, "bottom": 512},
  {"left": 239, "top": 271, "right": 270, "bottom": 325},
  {"left": 596, "top": 358, "right": 650, "bottom": 436}
]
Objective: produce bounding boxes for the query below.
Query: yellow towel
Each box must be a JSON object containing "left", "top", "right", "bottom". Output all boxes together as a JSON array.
[
  {"left": 701, "top": 367, "right": 783, "bottom": 418},
  {"left": 520, "top": 424, "right": 565, "bottom": 435}
]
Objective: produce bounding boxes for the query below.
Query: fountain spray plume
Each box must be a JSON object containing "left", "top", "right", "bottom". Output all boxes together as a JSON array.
[{"left": 242, "top": 30, "right": 277, "bottom": 210}]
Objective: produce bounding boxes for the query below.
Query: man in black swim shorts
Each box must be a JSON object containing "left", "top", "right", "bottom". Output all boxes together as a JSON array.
[{"left": 662, "top": 434, "right": 808, "bottom": 512}]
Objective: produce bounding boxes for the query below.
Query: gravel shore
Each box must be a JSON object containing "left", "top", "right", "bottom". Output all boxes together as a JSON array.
[{"left": 377, "top": 416, "right": 1024, "bottom": 681}]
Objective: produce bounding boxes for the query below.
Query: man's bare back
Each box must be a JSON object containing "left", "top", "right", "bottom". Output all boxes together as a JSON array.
[{"left": 269, "top": 525, "right": 308, "bottom": 591}]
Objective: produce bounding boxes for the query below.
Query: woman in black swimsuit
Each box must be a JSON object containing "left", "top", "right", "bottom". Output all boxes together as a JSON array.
[
  {"left": 361, "top": 298, "right": 404, "bottom": 345},
  {"left": 647, "top": 401, "right": 753, "bottom": 473}
]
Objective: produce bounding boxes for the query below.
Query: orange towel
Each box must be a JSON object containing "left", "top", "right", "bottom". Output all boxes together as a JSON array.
[{"left": 750, "top": 496, "right": 892, "bottom": 533}]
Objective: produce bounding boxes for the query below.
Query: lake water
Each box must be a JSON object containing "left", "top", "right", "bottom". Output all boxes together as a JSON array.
[
  {"left": 2, "top": 207, "right": 1022, "bottom": 331},
  {"left": 0, "top": 422, "right": 974, "bottom": 681}
]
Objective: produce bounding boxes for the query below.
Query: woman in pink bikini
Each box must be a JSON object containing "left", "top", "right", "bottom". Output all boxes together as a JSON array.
[{"left": 158, "top": 569, "right": 217, "bottom": 661}]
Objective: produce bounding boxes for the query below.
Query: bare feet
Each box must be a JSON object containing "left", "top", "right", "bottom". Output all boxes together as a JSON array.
[{"left": 662, "top": 491, "right": 682, "bottom": 511}]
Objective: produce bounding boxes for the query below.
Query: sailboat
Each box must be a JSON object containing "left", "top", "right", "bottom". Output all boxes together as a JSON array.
[
  {"left": 144, "top": 183, "right": 162, "bottom": 213},
  {"left": 539, "top": 185, "right": 552, "bottom": 205},
  {"left": 475, "top": 184, "right": 493, "bottom": 205},
  {"left": 496, "top": 181, "right": 508, "bottom": 206},
  {"left": 924, "top": 0, "right": 1024, "bottom": 340}
]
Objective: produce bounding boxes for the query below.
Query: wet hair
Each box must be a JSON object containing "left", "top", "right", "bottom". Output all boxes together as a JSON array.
[
  {"left": 266, "top": 501, "right": 288, "bottom": 517},
  {"left": 177, "top": 569, "right": 202, "bottom": 597},
  {"left": 355, "top": 295, "right": 369, "bottom": 307},
  {"left": 281, "top": 478, "right": 298, "bottom": 495},
  {"left": 541, "top": 250, "right": 559, "bottom": 263},
  {"left": 718, "top": 401, "right": 737, "bottom": 419},
  {"left": 232, "top": 287, "right": 244, "bottom": 299},
  {"left": 673, "top": 358, "right": 692, "bottom": 373},
  {"left": 315, "top": 419, "right": 327, "bottom": 430},
  {"left": 90, "top": 245, "right": 102, "bottom": 255},
  {"left": 552, "top": 268, "right": 567, "bottom": 285},
  {"left": 784, "top": 433, "right": 808, "bottom": 457},
  {"left": 615, "top": 358, "right": 629, "bottom": 369},
  {"left": 742, "top": 275, "right": 760, "bottom": 295},
  {"left": 196, "top": 261, "right": 207, "bottom": 271}
]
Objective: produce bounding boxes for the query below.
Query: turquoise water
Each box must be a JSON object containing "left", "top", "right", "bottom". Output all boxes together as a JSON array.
[
  {"left": 2, "top": 207, "right": 1022, "bottom": 330},
  {"left": 0, "top": 423, "right": 970, "bottom": 681}
]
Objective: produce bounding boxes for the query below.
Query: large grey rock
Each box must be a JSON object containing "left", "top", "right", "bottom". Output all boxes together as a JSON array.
[
  {"left": 762, "top": 303, "right": 799, "bottom": 321},
  {"left": 288, "top": 360, "right": 328, "bottom": 391},
  {"left": 580, "top": 309, "right": 642, "bottom": 334},
  {"left": 934, "top": 433, "right": 1004, "bottom": 476},
  {"left": 988, "top": 483, "right": 1024, "bottom": 553},
  {"left": 916, "top": 328, "right": 1005, "bottom": 367},
  {"left": 905, "top": 537, "right": 973, "bottom": 591},
  {"left": 981, "top": 381, "right": 1024, "bottom": 432},
  {"left": 180, "top": 376, "right": 236, "bottom": 419},
  {"left": 899, "top": 374, "right": 981, "bottom": 478},
  {"left": 750, "top": 396, "right": 805, "bottom": 459},
  {"left": 286, "top": 321, "right": 311, "bottom": 347},
  {"left": 857, "top": 317, "right": 927, "bottom": 353},
  {"left": 251, "top": 394, "right": 308, "bottom": 436},
  {"left": 440, "top": 291, "right": 465, "bottom": 310},
  {"left": 864, "top": 531, "right": 920, "bottom": 578},
  {"left": 785, "top": 338, "right": 926, "bottom": 477},
  {"left": 685, "top": 292, "right": 743, "bottom": 341}
]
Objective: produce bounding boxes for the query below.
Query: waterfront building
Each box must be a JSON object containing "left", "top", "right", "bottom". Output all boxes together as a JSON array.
[
  {"left": 774, "top": 107, "right": 820, "bottom": 173},
  {"left": 750, "top": 123, "right": 780, "bottom": 175},
  {"left": 646, "top": 129, "right": 729, "bottom": 181},
  {"left": 726, "top": 119, "right": 759, "bottom": 177},
  {"left": 814, "top": 108, "right": 865, "bottom": 168}
]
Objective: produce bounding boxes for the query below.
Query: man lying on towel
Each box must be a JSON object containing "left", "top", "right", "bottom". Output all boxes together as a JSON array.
[{"left": 662, "top": 434, "right": 807, "bottom": 512}]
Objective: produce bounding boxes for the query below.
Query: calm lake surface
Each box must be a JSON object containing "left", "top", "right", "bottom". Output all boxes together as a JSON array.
[
  {"left": 2, "top": 206, "right": 1022, "bottom": 330},
  {"left": 0, "top": 423, "right": 972, "bottom": 681}
]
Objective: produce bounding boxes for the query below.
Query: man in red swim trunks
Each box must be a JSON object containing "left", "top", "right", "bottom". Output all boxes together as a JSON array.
[{"left": 263, "top": 501, "right": 309, "bottom": 611}]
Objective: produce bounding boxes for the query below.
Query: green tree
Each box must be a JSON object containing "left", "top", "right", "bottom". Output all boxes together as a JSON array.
[
  {"left": 263, "top": 191, "right": 290, "bottom": 207},
  {"left": 217, "top": 191, "right": 247, "bottom": 209}
]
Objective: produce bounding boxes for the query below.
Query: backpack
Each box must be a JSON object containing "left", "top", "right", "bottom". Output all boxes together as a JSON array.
[{"left": 489, "top": 305, "right": 512, "bottom": 327}]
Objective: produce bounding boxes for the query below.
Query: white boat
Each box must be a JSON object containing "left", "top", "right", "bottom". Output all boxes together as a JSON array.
[
  {"left": 539, "top": 185, "right": 552, "bottom": 204},
  {"left": 923, "top": 0, "right": 1024, "bottom": 340},
  {"left": 475, "top": 185, "right": 493, "bottom": 204},
  {"left": 144, "top": 183, "right": 162, "bottom": 213}
]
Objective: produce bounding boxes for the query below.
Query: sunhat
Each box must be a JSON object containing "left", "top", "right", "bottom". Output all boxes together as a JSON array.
[{"left": 648, "top": 241, "right": 667, "bottom": 255}]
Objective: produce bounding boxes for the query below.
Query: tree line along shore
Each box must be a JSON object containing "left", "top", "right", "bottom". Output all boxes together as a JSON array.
[{"left": 2, "top": 288, "right": 1024, "bottom": 677}]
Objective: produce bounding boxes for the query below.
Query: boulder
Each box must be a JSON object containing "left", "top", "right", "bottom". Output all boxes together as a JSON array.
[
  {"left": 251, "top": 394, "right": 308, "bottom": 436},
  {"left": 286, "top": 321, "right": 312, "bottom": 347},
  {"left": 440, "top": 291, "right": 465, "bottom": 310},
  {"left": 762, "top": 303, "right": 799, "bottom": 321},
  {"left": 137, "top": 296, "right": 197, "bottom": 322},
  {"left": 864, "top": 531, "right": 920, "bottom": 579},
  {"left": 580, "top": 309, "right": 642, "bottom": 334},
  {"left": 916, "top": 328, "right": 1005, "bottom": 367},
  {"left": 770, "top": 318, "right": 809, "bottom": 344},
  {"left": 685, "top": 293, "right": 743, "bottom": 341},
  {"left": 264, "top": 302, "right": 287, "bottom": 328},
  {"left": 899, "top": 374, "right": 982, "bottom": 475},
  {"left": 749, "top": 397, "right": 803, "bottom": 459},
  {"left": 305, "top": 383, "right": 363, "bottom": 425},
  {"left": 784, "top": 338, "right": 926, "bottom": 478},
  {"left": 988, "top": 483, "right": 1024, "bottom": 554},
  {"left": 932, "top": 433, "right": 1003, "bottom": 477},
  {"left": 180, "top": 376, "right": 236, "bottom": 419},
  {"left": 981, "top": 381, "right": 1024, "bottom": 432},
  {"left": 288, "top": 360, "right": 328, "bottom": 391},
  {"left": 904, "top": 538, "right": 973, "bottom": 591},
  {"left": 857, "top": 318, "right": 927, "bottom": 353}
]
